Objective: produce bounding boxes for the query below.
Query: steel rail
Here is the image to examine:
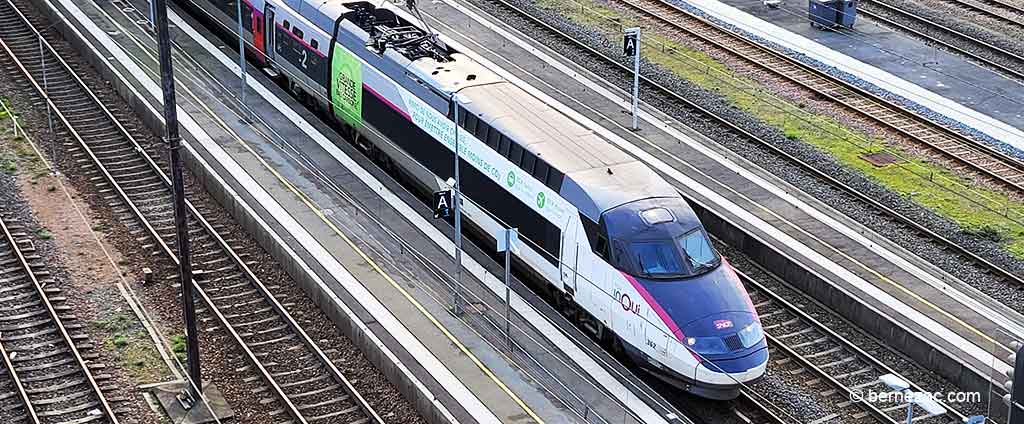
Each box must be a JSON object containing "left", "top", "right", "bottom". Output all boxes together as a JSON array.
[
  {"left": 859, "top": 0, "right": 1024, "bottom": 81},
  {"left": 734, "top": 390, "right": 789, "bottom": 424},
  {"left": 973, "top": 0, "right": 1024, "bottom": 17},
  {"left": 0, "top": 1, "right": 384, "bottom": 422},
  {"left": 937, "top": 0, "right": 1024, "bottom": 32},
  {"left": 737, "top": 267, "right": 969, "bottom": 423},
  {"left": 0, "top": 329, "right": 36, "bottom": 423},
  {"left": 476, "top": 0, "right": 1024, "bottom": 296},
  {"left": 0, "top": 216, "right": 120, "bottom": 424},
  {"left": 465, "top": 4, "right": 945, "bottom": 421},
  {"left": 614, "top": 0, "right": 1024, "bottom": 194}
]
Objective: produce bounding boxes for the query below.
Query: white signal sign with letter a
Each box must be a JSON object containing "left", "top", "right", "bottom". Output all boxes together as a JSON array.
[
  {"left": 433, "top": 190, "right": 452, "bottom": 219},
  {"left": 623, "top": 33, "right": 638, "bottom": 56}
]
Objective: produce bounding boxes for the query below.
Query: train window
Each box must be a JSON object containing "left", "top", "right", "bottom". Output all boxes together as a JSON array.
[
  {"left": 474, "top": 121, "right": 489, "bottom": 140},
  {"left": 311, "top": 40, "right": 319, "bottom": 50},
  {"left": 283, "top": 20, "right": 291, "bottom": 30},
  {"left": 464, "top": 114, "right": 479, "bottom": 136},
  {"left": 498, "top": 135, "right": 512, "bottom": 157},
  {"left": 533, "top": 161, "right": 550, "bottom": 185},
  {"left": 508, "top": 143, "right": 524, "bottom": 166},
  {"left": 581, "top": 215, "right": 600, "bottom": 251},
  {"left": 595, "top": 234, "right": 609, "bottom": 259},
  {"left": 546, "top": 168, "right": 563, "bottom": 191},
  {"left": 241, "top": 4, "right": 253, "bottom": 31},
  {"left": 486, "top": 127, "right": 501, "bottom": 149},
  {"left": 521, "top": 151, "right": 536, "bottom": 174},
  {"left": 293, "top": 28, "right": 304, "bottom": 39}
]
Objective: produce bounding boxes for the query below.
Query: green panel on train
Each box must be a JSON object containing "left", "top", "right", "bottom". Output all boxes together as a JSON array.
[{"left": 331, "top": 44, "right": 362, "bottom": 127}]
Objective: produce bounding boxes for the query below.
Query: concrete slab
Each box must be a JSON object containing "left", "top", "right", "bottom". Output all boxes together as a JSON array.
[{"left": 151, "top": 381, "right": 234, "bottom": 424}]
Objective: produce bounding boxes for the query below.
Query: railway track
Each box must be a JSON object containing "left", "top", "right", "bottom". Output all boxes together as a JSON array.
[
  {"left": 739, "top": 269, "right": 965, "bottom": 424},
  {"left": 0, "top": 1, "right": 384, "bottom": 423},
  {"left": 731, "top": 391, "right": 788, "bottom": 424},
  {"left": 465, "top": 0, "right": 1006, "bottom": 419},
  {"left": 936, "top": 0, "right": 1024, "bottom": 27},
  {"left": 858, "top": 0, "right": 1024, "bottom": 81},
  {"left": 611, "top": 0, "right": 1024, "bottom": 194},
  {"left": 478, "top": 0, "right": 1024, "bottom": 292},
  {"left": 0, "top": 211, "right": 121, "bottom": 424}
]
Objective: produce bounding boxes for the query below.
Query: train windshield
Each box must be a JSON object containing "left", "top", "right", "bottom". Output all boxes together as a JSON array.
[{"left": 625, "top": 229, "right": 720, "bottom": 279}]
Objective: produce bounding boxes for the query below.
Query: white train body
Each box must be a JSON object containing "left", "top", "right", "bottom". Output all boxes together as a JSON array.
[{"left": 185, "top": 0, "right": 767, "bottom": 399}]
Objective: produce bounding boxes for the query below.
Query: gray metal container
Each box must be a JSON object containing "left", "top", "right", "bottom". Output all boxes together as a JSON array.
[{"left": 809, "top": 0, "right": 857, "bottom": 28}]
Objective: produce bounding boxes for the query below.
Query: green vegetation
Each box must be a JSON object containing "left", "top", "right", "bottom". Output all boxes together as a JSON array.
[
  {"left": 0, "top": 99, "right": 49, "bottom": 178},
  {"left": 536, "top": 0, "right": 1024, "bottom": 257},
  {"left": 170, "top": 334, "right": 187, "bottom": 362},
  {"left": 95, "top": 311, "right": 171, "bottom": 384},
  {"left": 36, "top": 228, "right": 52, "bottom": 240}
]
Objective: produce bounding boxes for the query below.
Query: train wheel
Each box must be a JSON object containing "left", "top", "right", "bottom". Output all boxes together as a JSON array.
[{"left": 608, "top": 333, "right": 626, "bottom": 359}]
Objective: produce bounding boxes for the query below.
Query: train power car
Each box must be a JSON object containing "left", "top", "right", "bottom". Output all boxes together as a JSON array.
[{"left": 183, "top": 0, "right": 768, "bottom": 399}]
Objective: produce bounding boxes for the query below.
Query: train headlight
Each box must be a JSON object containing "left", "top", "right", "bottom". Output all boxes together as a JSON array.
[
  {"left": 737, "top": 322, "right": 764, "bottom": 348},
  {"left": 686, "top": 336, "right": 729, "bottom": 355}
]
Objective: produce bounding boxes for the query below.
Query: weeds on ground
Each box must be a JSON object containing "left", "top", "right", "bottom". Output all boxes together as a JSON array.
[
  {"left": 536, "top": 0, "right": 1024, "bottom": 257},
  {"left": 95, "top": 310, "right": 170, "bottom": 384}
]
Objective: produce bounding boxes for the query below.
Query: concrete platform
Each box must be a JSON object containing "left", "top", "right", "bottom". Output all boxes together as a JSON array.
[
  {"left": 37, "top": 0, "right": 695, "bottom": 423},
  {"left": 675, "top": 0, "right": 1024, "bottom": 151},
  {"left": 412, "top": 0, "right": 1021, "bottom": 411}
]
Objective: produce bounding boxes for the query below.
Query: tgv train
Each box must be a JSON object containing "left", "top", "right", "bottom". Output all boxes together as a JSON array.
[{"left": 183, "top": 0, "right": 768, "bottom": 399}]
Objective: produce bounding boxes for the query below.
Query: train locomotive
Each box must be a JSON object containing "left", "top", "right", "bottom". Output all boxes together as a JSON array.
[{"left": 183, "top": 0, "right": 768, "bottom": 399}]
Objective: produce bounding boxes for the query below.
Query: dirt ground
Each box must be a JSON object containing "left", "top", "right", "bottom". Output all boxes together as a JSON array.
[{"left": 1, "top": 124, "right": 175, "bottom": 423}]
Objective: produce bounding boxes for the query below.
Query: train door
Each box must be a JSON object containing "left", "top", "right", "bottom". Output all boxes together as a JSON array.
[
  {"left": 560, "top": 218, "right": 579, "bottom": 295},
  {"left": 251, "top": 3, "right": 265, "bottom": 62},
  {"left": 646, "top": 322, "right": 670, "bottom": 360},
  {"left": 264, "top": 4, "right": 276, "bottom": 60}
]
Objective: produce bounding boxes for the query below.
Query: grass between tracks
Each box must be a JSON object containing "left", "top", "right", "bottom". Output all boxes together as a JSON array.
[
  {"left": 534, "top": 0, "right": 1024, "bottom": 257},
  {"left": 0, "top": 98, "right": 173, "bottom": 386},
  {"left": 95, "top": 311, "right": 170, "bottom": 384},
  {"left": 0, "top": 101, "right": 48, "bottom": 179}
]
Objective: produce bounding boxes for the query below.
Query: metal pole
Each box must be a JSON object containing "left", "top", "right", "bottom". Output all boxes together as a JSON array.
[
  {"left": 905, "top": 392, "right": 913, "bottom": 424},
  {"left": 631, "top": 29, "right": 640, "bottom": 131},
  {"left": 452, "top": 96, "right": 463, "bottom": 316},
  {"left": 504, "top": 228, "right": 512, "bottom": 349},
  {"left": 39, "top": 37, "right": 52, "bottom": 133},
  {"left": 237, "top": 0, "right": 246, "bottom": 105},
  {"left": 154, "top": 0, "right": 202, "bottom": 405}
]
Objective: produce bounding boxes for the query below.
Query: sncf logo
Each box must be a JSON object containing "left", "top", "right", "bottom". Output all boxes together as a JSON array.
[{"left": 714, "top": 319, "right": 733, "bottom": 330}]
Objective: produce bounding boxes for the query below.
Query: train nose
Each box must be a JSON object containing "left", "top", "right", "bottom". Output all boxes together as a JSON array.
[
  {"left": 680, "top": 312, "right": 767, "bottom": 367},
  {"left": 701, "top": 345, "right": 769, "bottom": 374}
]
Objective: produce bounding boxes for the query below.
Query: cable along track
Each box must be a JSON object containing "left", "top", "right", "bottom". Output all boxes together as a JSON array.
[
  {"left": 0, "top": 0, "right": 384, "bottom": 423},
  {"left": 612, "top": 0, "right": 1024, "bottom": 194},
  {"left": 0, "top": 214, "right": 120, "bottom": 424}
]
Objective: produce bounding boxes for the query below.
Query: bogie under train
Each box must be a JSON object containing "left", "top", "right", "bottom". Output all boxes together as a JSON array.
[{"left": 184, "top": 0, "right": 768, "bottom": 399}]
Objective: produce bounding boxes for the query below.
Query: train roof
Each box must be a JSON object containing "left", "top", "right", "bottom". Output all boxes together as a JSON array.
[
  {"left": 456, "top": 81, "right": 678, "bottom": 221},
  {"left": 295, "top": 0, "right": 349, "bottom": 31},
  {"left": 296, "top": 0, "right": 679, "bottom": 220}
]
